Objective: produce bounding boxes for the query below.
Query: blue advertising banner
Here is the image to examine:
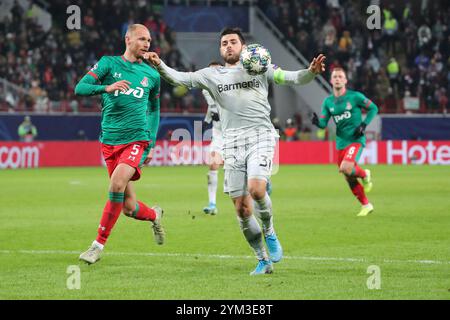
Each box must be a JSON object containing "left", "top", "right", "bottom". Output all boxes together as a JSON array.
[
  {"left": 382, "top": 116, "right": 450, "bottom": 140},
  {"left": 162, "top": 6, "right": 249, "bottom": 32},
  {"left": 0, "top": 115, "right": 207, "bottom": 141}
]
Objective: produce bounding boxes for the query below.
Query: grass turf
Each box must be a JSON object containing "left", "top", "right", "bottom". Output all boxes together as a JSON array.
[{"left": 0, "top": 165, "right": 449, "bottom": 299}]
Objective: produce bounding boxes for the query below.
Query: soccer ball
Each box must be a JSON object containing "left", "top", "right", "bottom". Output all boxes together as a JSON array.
[{"left": 240, "top": 44, "right": 272, "bottom": 76}]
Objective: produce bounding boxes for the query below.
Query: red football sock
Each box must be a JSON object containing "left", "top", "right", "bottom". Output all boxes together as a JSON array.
[
  {"left": 130, "top": 201, "right": 156, "bottom": 221},
  {"left": 346, "top": 178, "right": 369, "bottom": 205},
  {"left": 96, "top": 192, "right": 124, "bottom": 245},
  {"left": 352, "top": 165, "right": 367, "bottom": 178}
]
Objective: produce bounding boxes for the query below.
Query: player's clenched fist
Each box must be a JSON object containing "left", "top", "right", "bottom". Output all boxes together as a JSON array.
[
  {"left": 143, "top": 52, "right": 161, "bottom": 66},
  {"left": 105, "top": 80, "right": 131, "bottom": 93}
]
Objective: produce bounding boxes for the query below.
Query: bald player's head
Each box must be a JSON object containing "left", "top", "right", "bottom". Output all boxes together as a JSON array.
[{"left": 125, "top": 24, "right": 151, "bottom": 60}]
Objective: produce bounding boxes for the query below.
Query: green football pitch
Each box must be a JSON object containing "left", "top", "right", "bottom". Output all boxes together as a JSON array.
[{"left": 1, "top": 165, "right": 449, "bottom": 300}]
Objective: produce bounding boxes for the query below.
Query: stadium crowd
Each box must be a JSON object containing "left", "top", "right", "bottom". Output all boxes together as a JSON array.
[
  {"left": 259, "top": 0, "right": 450, "bottom": 114},
  {"left": 1, "top": 0, "right": 449, "bottom": 117},
  {"left": 0, "top": 0, "right": 205, "bottom": 113}
]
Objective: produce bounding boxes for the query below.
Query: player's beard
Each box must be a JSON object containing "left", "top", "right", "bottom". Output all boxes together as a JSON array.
[{"left": 222, "top": 52, "right": 240, "bottom": 65}]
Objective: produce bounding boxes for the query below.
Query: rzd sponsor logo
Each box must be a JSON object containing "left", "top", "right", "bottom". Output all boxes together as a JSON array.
[
  {"left": 0, "top": 146, "right": 39, "bottom": 169},
  {"left": 333, "top": 111, "right": 351, "bottom": 123},
  {"left": 114, "top": 87, "right": 144, "bottom": 98}
]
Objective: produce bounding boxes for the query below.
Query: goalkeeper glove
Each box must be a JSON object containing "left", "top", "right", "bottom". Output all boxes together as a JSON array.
[
  {"left": 311, "top": 112, "right": 319, "bottom": 127},
  {"left": 353, "top": 122, "right": 367, "bottom": 138}
]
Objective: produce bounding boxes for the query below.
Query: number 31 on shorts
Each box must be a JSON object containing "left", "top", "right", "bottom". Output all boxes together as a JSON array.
[{"left": 259, "top": 155, "right": 272, "bottom": 170}]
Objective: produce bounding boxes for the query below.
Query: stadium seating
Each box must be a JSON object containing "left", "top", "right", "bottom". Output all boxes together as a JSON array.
[
  {"left": 258, "top": 0, "right": 450, "bottom": 114},
  {"left": 1, "top": 1, "right": 448, "bottom": 115},
  {"left": 0, "top": 1, "right": 206, "bottom": 114}
]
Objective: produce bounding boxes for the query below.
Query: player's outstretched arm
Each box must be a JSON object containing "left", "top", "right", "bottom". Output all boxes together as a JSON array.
[
  {"left": 270, "top": 54, "right": 326, "bottom": 86},
  {"left": 144, "top": 52, "right": 207, "bottom": 90},
  {"left": 147, "top": 77, "right": 161, "bottom": 151}
]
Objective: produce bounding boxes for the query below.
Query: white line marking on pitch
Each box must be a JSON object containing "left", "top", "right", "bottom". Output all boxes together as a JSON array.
[{"left": 0, "top": 249, "right": 449, "bottom": 265}]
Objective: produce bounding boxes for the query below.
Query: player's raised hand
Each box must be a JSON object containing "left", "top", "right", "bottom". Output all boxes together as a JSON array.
[
  {"left": 105, "top": 80, "right": 131, "bottom": 93},
  {"left": 143, "top": 52, "right": 161, "bottom": 66},
  {"left": 309, "top": 54, "right": 326, "bottom": 74}
]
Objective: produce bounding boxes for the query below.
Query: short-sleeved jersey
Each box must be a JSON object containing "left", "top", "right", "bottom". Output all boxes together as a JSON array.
[
  {"left": 87, "top": 56, "right": 160, "bottom": 145},
  {"left": 319, "top": 89, "right": 376, "bottom": 150}
]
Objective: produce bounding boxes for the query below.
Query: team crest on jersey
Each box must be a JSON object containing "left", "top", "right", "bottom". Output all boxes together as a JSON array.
[
  {"left": 113, "top": 72, "right": 122, "bottom": 78},
  {"left": 330, "top": 107, "right": 335, "bottom": 112},
  {"left": 141, "top": 77, "right": 149, "bottom": 87},
  {"left": 346, "top": 102, "right": 352, "bottom": 110}
]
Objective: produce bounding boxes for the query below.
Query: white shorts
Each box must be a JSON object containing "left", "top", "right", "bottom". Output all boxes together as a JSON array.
[{"left": 223, "top": 134, "right": 275, "bottom": 198}]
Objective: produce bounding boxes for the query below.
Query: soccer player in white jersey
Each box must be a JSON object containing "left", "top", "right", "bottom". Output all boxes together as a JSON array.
[
  {"left": 202, "top": 61, "right": 273, "bottom": 216},
  {"left": 145, "top": 27, "right": 325, "bottom": 275}
]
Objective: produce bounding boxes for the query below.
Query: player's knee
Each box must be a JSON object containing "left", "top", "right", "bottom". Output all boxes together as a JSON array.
[
  {"left": 339, "top": 165, "right": 353, "bottom": 176},
  {"left": 248, "top": 185, "right": 266, "bottom": 200},
  {"left": 109, "top": 179, "right": 127, "bottom": 193}
]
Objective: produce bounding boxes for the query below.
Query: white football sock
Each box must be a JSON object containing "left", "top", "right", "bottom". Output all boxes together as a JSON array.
[
  {"left": 207, "top": 170, "right": 218, "bottom": 205},
  {"left": 238, "top": 215, "right": 268, "bottom": 261},
  {"left": 253, "top": 193, "right": 274, "bottom": 236}
]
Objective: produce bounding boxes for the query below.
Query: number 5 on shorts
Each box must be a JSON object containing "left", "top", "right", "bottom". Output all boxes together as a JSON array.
[{"left": 131, "top": 144, "right": 140, "bottom": 155}]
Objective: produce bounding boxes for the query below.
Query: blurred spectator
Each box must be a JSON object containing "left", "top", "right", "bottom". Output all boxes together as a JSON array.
[
  {"left": 29, "top": 80, "right": 48, "bottom": 113},
  {"left": 417, "top": 23, "right": 432, "bottom": 50},
  {"left": 284, "top": 118, "right": 298, "bottom": 141},
  {"left": 271, "top": 117, "right": 284, "bottom": 139},
  {"left": 5, "top": 91, "right": 17, "bottom": 113},
  {"left": 18, "top": 116, "right": 38, "bottom": 142},
  {"left": 382, "top": 7, "right": 399, "bottom": 55},
  {"left": 386, "top": 57, "right": 400, "bottom": 98}
]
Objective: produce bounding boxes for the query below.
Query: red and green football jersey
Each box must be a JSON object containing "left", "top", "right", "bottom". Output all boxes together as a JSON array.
[
  {"left": 75, "top": 55, "right": 160, "bottom": 146},
  {"left": 317, "top": 89, "right": 378, "bottom": 150}
]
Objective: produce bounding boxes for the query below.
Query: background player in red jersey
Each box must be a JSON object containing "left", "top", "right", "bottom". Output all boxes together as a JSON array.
[
  {"left": 75, "top": 24, "right": 164, "bottom": 264},
  {"left": 312, "top": 68, "right": 378, "bottom": 216}
]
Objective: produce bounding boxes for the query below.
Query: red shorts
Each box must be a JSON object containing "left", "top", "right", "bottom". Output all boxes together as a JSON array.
[
  {"left": 337, "top": 143, "right": 363, "bottom": 166},
  {"left": 102, "top": 141, "right": 149, "bottom": 181}
]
